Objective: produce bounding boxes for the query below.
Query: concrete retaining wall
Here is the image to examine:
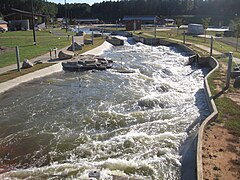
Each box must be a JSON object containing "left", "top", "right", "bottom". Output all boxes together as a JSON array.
[
  {"left": 0, "top": 63, "right": 62, "bottom": 94},
  {"left": 133, "top": 35, "right": 195, "bottom": 56},
  {"left": 197, "top": 56, "right": 219, "bottom": 180}
]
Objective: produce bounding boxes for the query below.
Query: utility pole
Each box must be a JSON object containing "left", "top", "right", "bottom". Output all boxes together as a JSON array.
[
  {"left": 65, "top": 0, "right": 68, "bottom": 33},
  {"left": 31, "top": 0, "right": 36, "bottom": 45}
]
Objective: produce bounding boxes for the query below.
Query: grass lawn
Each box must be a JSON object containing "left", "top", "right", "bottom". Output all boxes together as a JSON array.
[
  {"left": 135, "top": 27, "right": 240, "bottom": 59},
  {"left": 0, "top": 29, "right": 74, "bottom": 68},
  {"left": 0, "top": 63, "right": 54, "bottom": 83}
]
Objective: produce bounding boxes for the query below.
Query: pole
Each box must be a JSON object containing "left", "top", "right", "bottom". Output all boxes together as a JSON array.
[
  {"left": 72, "top": 36, "right": 75, "bottom": 52},
  {"left": 154, "top": 20, "right": 156, "bottom": 38},
  {"left": 92, "top": 31, "right": 94, "bottom": 45},
  {"left": 236, "top": 34, "right": 239, "bottom": 52},
  {"left": 16, "top": 46, "right": 21, "bottom": 72},
  {"left": 183, "top": 31, "right": 186, "bottom": 44},
  {"left": 210, "top": 36, "right": 213, "bottom": 56},
  {"left": 31, "top": 0, "right": 36, "bottom": 45},
  {"left": 65, "top": 0, "right": 68, "bottom": 33},
  {"left": 226, "top": 52, "right": 233, "bottom": 90}
]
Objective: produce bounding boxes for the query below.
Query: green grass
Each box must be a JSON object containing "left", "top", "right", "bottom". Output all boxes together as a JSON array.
[
  {"left": 0, "top": 30, "right": 73, "bottom": 68},
  {"left": 0, "top": 36, "right": 71, "bottom": 68},
  {"left": 0, "top": 63, "right": 54, "bottom": 83},
  {"left": 135, "top": 28, "right": 240, "bottom": 59}
]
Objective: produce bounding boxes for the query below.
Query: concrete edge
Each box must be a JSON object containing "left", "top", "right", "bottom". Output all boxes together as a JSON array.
[
  {"left": 0, "top": 63, "right": 62, "bottom": 94},
  {"left": 196, "top": 56, "right": 219, "bottom": 180}
]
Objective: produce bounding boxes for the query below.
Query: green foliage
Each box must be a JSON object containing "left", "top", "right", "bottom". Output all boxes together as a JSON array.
[
  {"left": 202, "top": 17, "right": 211, "bottom": 29},
  {"left": 230, "top": 19, "right": 240, "bottom": 36}
]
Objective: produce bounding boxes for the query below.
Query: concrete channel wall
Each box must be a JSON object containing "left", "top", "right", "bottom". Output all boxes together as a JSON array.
[
  {"left": 197, "top": 57, "right": 219, "bottom": 180},
  {"left": 0, "top": 63, "right": 62, "bottom": 94}
]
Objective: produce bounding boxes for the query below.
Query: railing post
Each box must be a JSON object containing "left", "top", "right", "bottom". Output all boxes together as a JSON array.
[
  {"left": 210, "top": 36, "right": 213, "bottom": 56},
  {"left": 16, "top": 46, "right": 21, "bottom": 72},
  {"left": 183, "top": 31, "right": 186, "bottom": 44},
  {"left": 226, "top": 52, "right": 233, "bottom": 90},
  {"left": 92, "top": 31, "right": 94, "bottom": 45},
  {"left": 49, "top": 48, "right": 52, "bottom": 60},
  {"left": 72, "top": 36, "right": 75, "bottom": 52}
]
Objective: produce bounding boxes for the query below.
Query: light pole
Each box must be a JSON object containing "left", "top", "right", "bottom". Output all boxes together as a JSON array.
[
  {"left": 65, "top": 0, "right": 68, "bottom": 32},
  {"left": 31, "top": 0, "right": 36, "bottom": 45}
]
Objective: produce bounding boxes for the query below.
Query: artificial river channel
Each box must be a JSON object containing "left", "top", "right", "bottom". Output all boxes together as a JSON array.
[{"left": 0, "top": 37, "right": 210, "bottom": 179}]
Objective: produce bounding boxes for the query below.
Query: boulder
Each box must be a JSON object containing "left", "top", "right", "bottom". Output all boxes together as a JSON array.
[
  {"left": 22, "top": 59, "right": 33, "bottom": 69},
  {"left": 67, "top": 42, "right": 82, "bottom": 51},
  {"left": 84, "top": 39, "right": 93, "bottom": 45},
  {"left": 58, "top": 51, "right": 74, "bottom": 60}
]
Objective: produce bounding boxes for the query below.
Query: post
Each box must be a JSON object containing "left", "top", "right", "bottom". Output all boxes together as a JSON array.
[
  {"left": 78, "top": 23, "right": 80, "bottom": 33},
  {"left": 183, "top": 31, "right": 186, "bottom": 44},
  {"left": 72, "top": 36, "right": 75, "bottom": 52},
  {"left": 210, "top": 36, "right": 213, "bottom": 56},
  {"left": 54, "top": 48, "right": 57, "bottom": 58},
  {"left": 31, "top": 0, "right": 36, "bottom": 45},
  {"left": 133, "top": 20, "right": 136, "bottom": 33},
  {"left": 226, "top": 52, "right": 233, "bottom": 90},
  {"left": 154, "top": 20, "right": 157, "bottom": 38},
  {"left": 65, "top": 0, "right": 68, "bottom": 33},
  {"left": 92, "top": 31, "right": 94, "bottom": 45},
  {"left": 16, "top": 46, "right": 21, "bottom": 72},
  {"left": 49, "top": 48, "right": 52, "bottom": 60},
  {"left": 236, "top": 35, "right": 239, "bottom": 52}
]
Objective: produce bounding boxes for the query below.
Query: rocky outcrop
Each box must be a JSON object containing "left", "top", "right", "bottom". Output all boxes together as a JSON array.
[
  {"left": 22, "top": 59, "right": 33, "bottom": 69},
  {"left": 58, "top": 51, "right": 74, "bottom": 60}
]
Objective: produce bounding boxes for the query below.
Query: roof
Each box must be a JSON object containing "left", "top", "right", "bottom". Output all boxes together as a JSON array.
[
  {"left": 4, "top": 8, "right": 47, "bottom": 18},
  {"left": 123, "top": 16, "right": 160, "bottom": 21},
  {"left": 0, "top": 20, "right": 8, "bottom": 24},
  {"left": 76, "top": 18, "right": 99, "bottom": 22}
]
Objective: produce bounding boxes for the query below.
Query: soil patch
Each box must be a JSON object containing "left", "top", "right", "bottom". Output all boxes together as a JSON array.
[{"left": 202, "top": 123, "right": 240, "bottom": 180}]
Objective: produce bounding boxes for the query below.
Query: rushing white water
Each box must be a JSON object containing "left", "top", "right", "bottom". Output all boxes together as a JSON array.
[{"left": 0, "top": 37, "right": 210, "bottom": 179}]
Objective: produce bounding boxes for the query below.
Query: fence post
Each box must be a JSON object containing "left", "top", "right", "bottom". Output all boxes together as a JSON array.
[
  {"left": 92, "top": 31, "right": 94, "bottom": 45},
  {"left": 49, "top": 48, "right": 52, "bottom": 60},
  {"left": 210, "top": 36, "right": 213, "bottom": 56},
  {"left": 16, "top": 46, "right": 21, "bottom": 72},
  {"left": 226, "top": 52, "right": 233, "bottom": 90},
  {"left": 72, "top": 36, "right": 75, "bottom": 52}
]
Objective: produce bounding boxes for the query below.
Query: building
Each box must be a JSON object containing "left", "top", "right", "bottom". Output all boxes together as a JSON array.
[
  {"left": 3, "top": 8, "right": 47, "bottom": 31},
  {"left": 75, "top": 18, "right": 100, "bottom": 24},
  {"left": 0, "top": 20, "right": 8, "bottom": 31},
  {"left": 122, "top": 16, "right": 161, "bottom": 31},
  {"left": 188, "top": 24, "right": 204, "bottom": 35}
]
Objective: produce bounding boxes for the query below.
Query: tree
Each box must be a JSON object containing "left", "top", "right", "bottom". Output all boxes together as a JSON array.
[
  {"left": 175, "top": 18, "right": 183, "bottom": 36},
  {"left": 230, "top": 19, "right": 240, "bottom": 51},
  {"left": 202, "top": 17, "right": 211, "bottom": 42}
]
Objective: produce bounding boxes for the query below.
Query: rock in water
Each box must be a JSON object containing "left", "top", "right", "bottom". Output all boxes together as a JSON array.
[
  {"left": 58, "top": 51, "right": 74, "bottom": 60},
  {"left": 22, "top": 59, "right": 33, "bottom": 69}
]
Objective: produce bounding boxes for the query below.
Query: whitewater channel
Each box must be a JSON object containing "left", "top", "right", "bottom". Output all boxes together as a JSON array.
[{"left": 0, "top": 37, "right": 210, "bottom": 179}]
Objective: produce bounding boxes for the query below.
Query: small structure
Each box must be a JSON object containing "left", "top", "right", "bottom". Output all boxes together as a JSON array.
[
  {"left": 188, "top": 24, "right": 204, "bottom": 35},
  {"left": 164, "top": 18, "right": 175, "bottom": 26},
  {"left": 0, "top": 20, "right": 8, "bottom": 31},
  {"left": 123, "top": 16, "right": 160, "bottom": 31}
]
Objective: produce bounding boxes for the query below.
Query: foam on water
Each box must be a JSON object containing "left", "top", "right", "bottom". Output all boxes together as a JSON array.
[{"left": 0, "top": 37, "right": 210, "bottom": 179}]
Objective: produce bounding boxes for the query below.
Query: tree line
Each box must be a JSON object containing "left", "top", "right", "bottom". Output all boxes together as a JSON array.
[{"left": 0, "top": 0, "right": 239, "bottom": 24}]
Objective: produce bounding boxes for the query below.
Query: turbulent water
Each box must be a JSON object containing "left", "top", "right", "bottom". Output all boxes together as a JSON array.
[{"left": 0, "top": 38, "right": 210, "bottom": 179}]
